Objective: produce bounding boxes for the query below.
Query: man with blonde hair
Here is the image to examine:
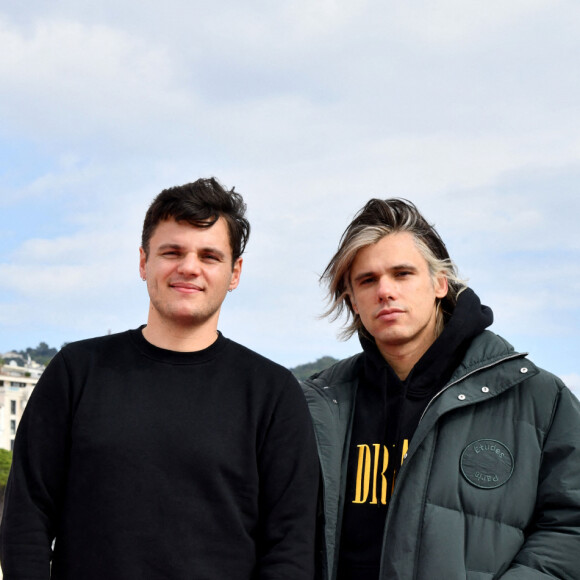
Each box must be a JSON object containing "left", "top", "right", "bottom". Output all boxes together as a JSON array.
[{"left": 302, "top": 198, "right": 580, "bottom": 580}]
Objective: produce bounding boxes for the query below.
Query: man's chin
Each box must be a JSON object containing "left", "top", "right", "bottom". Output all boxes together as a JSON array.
[
  {"left": 373, "top": 330, "right": 411, "bottom": 348},
  {"left": 171, "top": 309, "right": 220, "bottom": 328}
]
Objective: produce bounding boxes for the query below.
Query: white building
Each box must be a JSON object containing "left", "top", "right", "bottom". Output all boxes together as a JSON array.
[{"left": 0, "top": 360, "right": 43, "bottom": 451}]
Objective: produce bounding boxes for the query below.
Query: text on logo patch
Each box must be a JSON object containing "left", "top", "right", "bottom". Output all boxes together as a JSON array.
[{"left": 460, "top": 439, "right": 514, "bottom": 489}]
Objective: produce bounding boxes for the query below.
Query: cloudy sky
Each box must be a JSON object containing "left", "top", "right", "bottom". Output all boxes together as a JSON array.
[{"left": 1, "top": 1, "right": 579, "bottom": 396}]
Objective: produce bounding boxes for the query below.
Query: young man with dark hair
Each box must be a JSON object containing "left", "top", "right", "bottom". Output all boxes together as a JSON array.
[
  {"left": 302, "top": 198, "right": 580, "bottom": 580},
  {"left": 1, "top": 178, "right": 319, "bottom": 580}
]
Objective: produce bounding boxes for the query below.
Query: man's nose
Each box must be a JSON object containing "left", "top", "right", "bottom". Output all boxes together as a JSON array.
[
  {"left": 377, "top": 276, "right": 395, "bottom": 302},
  {"left": 177, "top": 253, "right": 202, "bottom": 276}
]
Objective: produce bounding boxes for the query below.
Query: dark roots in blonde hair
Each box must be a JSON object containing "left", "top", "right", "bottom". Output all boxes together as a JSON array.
[{"left": 321, "top": 198, "right": 467, "bottom": 340}]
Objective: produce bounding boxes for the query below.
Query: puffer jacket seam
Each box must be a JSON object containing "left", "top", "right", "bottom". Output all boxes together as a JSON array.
[
  {"left": 412, "top": 424, "right": 439, "bottom": 580},
  {"left": 424, "top": 501, "right": 527, "bottom": 533},
  {"left": 544, "top": 386, "right": 562, "bottom": 441},
  {"left": 466, "top": 566, "right": 495, "bottom": 575},
  {"left": 534, "top": 386, "right": 562, "bottom": 498},
  {"left": 512, "top": 418, "right": 547, "bottom": 439}
]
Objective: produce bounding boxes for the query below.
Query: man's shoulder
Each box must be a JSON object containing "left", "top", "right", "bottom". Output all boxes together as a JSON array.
[
  {"left": 32, "top": 331, "right": 135, "bottom": 394},
  {"left": 222, "top": 336, "right": 295, "bottom": 379},
  {"left": 301, "top": 353, "right": 363, "bottom": 391},
  {"left": 464, "top": 330, "right": 570, "bottom": 400},
  {"left": 519, "top": 359, "right": 569, "bottom": 399},
  {"left": 59, "top": 329, "right": 134, "bottom": 360}
]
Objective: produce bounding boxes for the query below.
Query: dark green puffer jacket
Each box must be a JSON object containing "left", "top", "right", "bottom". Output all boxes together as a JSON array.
[{"left": 301, "top": 330, "right": 580, "bottom": 580}]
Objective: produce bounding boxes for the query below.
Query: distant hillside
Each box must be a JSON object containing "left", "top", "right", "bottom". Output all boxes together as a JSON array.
[
  {"left": 3, "top": 342, "right": 58, "bottom": 367},
  {"left": 290, "top": 356, "right": 339, "bottom": 380}
]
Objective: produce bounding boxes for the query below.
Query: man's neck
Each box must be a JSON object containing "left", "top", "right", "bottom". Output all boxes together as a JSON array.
[
  {"left": 142, "top": 316, "right": 220, "bottom": 352},
  {"left": 378, "top": 340, "right": 435, "bottom": 381}
]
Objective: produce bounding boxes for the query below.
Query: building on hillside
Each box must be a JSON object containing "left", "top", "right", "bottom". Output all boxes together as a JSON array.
[{"left": 0, "top": 359, "right": 44, "bottom": 451}]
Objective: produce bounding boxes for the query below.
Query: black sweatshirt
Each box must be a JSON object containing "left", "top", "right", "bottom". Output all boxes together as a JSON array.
[
  {"left": 338, "top": 289, "right": 493, "bottom": 580},
  {"left": 0, "top": 328, "right": 319, "bottom": 580}
]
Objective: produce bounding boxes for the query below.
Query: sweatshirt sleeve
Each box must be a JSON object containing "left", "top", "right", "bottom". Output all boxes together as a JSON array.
[
  {"left": 498, "top": 383, "right": 580, "bottom": 579},
  {"left": 0, "top": 352, "right": 73, "bottom": 580},
  {"left": 254, "top": 372, "right": 320, "bottom": 580}
]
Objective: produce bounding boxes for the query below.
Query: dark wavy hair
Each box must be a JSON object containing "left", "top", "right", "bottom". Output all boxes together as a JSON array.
[{"left": 141, "top": 177, "right": 250, "bottom": 264}]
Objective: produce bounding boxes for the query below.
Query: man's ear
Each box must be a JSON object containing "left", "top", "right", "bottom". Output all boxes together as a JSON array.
[
  {"left": 229, "top": 257, "right": 243, "bottom": 291},
  {"left": 139, "top": 247, "right": 147, "bottom": 280},
  {"left": 434, "top": 274, "right": 448, "bottom": 299}
]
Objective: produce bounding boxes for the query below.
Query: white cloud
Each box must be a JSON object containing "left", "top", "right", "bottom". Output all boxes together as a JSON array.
[
  {"left": 0, "top": 0, "right": 579, "bottom": 380},
  {"left": 0, "top": 17, "right": 191, "bottom": 147},
  {"left": 387, "top": 0, "right": 558, "bottom": 45}
]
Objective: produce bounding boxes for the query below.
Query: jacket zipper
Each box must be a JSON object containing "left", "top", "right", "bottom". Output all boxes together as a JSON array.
[{"left": 416, "top": 351, "right": 527, "bottom": 426}]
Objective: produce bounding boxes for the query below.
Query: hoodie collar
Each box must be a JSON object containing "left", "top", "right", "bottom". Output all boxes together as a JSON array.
[{"left": 360, "top": 288, "right": 494, "bottom": 399}]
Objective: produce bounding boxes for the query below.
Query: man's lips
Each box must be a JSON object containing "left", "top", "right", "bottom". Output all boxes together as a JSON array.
[
  {"left": 170, "top": 282, "right": 203, "bottom": 293},
  {"left": 375, "top": 307, "right": 405, "bottom": 321}
]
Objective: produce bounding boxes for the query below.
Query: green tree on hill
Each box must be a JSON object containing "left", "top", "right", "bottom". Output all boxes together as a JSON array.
[{"left": 17, "top": 342, "right": 58, "bottom": 366}]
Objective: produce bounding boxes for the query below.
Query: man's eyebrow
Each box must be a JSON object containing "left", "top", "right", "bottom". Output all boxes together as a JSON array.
[
  {"left": 157, "top": 243, "right": 183, "bottom": 251},
  {"left": 352, "top": 263, "right": 418, "bottom": 282},
  {"left": 392, "top": 263, "right": 418, "bottom": 272},
  {"left": 352, "top": 270, "right": 376, "bottom": 283},
  {"left": 200, "top": 246, "right": 226, "bottom": 259}
]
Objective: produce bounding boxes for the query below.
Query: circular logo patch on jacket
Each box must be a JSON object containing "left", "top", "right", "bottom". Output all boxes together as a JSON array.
[{"left": 460, "top": 439, "right": 514, "bottom": 489}]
